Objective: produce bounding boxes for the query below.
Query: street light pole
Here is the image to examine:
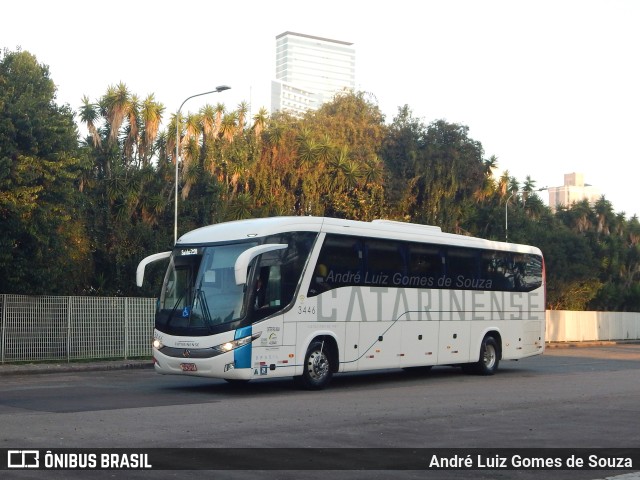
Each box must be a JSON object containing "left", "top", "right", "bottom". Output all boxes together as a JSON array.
[
  {"left": 505, "top": 191, "right": 517, "bottom": 242},
  {"left": 174, "top": 85, "right": 231, "bottom": 244},
  {"left": 505, "top": 187, "right": 547, "bottom": 242}
]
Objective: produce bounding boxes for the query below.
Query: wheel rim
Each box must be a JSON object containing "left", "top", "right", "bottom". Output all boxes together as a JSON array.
[
  {"left": 307, "top": 349, "right": 329, "bottom": 381},
  {"left": 483, "top": 343, "right": 496, "bottom": 369}
]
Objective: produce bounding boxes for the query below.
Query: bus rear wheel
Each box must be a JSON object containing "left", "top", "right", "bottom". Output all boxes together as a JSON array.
[
  {"left": 295, "top": 340, "right": 333, "bottom": 390},
  {"left": 464, "top": 335, "right": 500, "bottom": 375}
]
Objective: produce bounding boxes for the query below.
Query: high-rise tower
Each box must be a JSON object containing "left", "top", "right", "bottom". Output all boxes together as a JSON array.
[{"left": 271, "top": 31, "right": 355, "bottom": 115}]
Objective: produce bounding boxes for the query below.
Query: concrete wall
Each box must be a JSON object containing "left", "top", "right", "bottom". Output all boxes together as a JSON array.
[{"left": 546, "top": 310, "right": 640, "bottom": 342}]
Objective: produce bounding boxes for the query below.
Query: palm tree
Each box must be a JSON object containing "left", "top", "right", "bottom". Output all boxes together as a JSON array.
[
  {"left": 497, "top": 170, "right": 510, "bottom": 199},
  {"left": 267, "top": 122, "right": 285, "bottom": 161},
  {"left": 483, "top": 155, "right": 498, "bottom": 177},
  {"left": 362, "top": 156, "right": 383, "bottom": 186},
  {"left": 342, "top": 160, "right": 362, "bottom": 190},
  {"left": 236, "top": 101, "right": 249, "bottom": 132},
  {"left": 299, "top": 139, "right": 320, "bottom": 168},
  {"left": 101, "top": 82, "right": 132, "bottom": 147},
  {"left": 213, "top": 103, "right": 226, "bottom": 138},
  {"left": 183, "top": 113, "right": 201, "bottom": 145},
  {"left": 139, "top": 94, "right": 164, "bottom": 165},
  {"left": 572, "top": 199, "right": 595, "bottom": 233},
  {"left": 181, "top": 137, "right": 201, "bottom": 200},
  {"left": 167, "top": 114, "right": 179, "bottom": 165},
  {"left": 594, "top": 196, "right": 614, "bottom": 236},
  {"left": 123, "top": 94, "right": 140, "bottom": 163},
  {"left": 508, "top": 177, "right": 520, "bottom": 196},
  {"left": 79, "top": 95, "right": 101, "bottom": 148},
  {"left": 524, "top": 195, "right": 546, "bottom": 221},
  {"left": 521, "top": 175, "right": 536, "bottom": 203},
  {"left": 315, "top": 135, "right": 334, "bottom": 165},
  {"left": 220, "top": 112, "right": 238, "bottom": 143},
  {"left": 179, "top": 113, "right": 201, "bottom": 182},
  {"left": 226, "top": 192, "right": 254, "bottom": 220},
  {"left": 473, "top": 175, "right": 495, "bottom": 203},
  {"left": 295, "top": 128, "right": 319, "bottom": 170},
  {"left": 200, "top": 104, "right": 216, "bottom": 144},
  {"left": 252, "top": 107, "right": 269, "bottom": 138},
  {"left": 522, "top": 175, "right": 536, "bottom": 193},
  {"left": 328, "top": 146, "right": 351, "bottom": 189}
]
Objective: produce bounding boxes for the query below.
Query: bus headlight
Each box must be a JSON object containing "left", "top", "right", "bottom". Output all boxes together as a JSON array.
[
  {"left": 213, "top": 332, "right": 261, "bottom": 354},
  {"left": 152, "top": 338, "right": 163, "bottom": 350}
]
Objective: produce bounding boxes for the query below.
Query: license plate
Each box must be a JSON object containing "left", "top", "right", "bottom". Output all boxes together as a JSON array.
[{"left": 180, "top": 363, "right": 197, "bottom": 372}]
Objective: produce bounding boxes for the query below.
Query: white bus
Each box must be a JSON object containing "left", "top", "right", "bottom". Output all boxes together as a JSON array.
[{"left": 137, "top": 217, "right": 545, "bottom": 389}]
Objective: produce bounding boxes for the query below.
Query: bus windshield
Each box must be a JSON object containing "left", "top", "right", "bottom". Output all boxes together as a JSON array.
[
  {"left": 155, "top": 231, "right": 317, "bottom": 337},
  {"left": 156, "top": 242, "right": 257, "bottom": 336}
]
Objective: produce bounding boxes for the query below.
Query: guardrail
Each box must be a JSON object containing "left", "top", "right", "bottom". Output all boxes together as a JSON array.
[
  {"left": 2, "top": 294, "right": 639, "bottom": 363},
  {"left": 0, "top": 294, "right": 155, "bottom": 363}
]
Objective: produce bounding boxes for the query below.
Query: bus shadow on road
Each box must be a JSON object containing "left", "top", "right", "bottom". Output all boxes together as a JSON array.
[{"left": 158, "top": 364, "right": 539, "bottom": 397}]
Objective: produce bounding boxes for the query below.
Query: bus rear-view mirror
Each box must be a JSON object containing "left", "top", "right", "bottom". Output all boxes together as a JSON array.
[{"left": 234, "top": 244, "right": 288, "bottom": 285}]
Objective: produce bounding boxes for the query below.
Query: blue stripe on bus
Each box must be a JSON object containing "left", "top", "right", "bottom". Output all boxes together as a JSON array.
[{"left": 234, "top": 326, "right": 252, "bottom": 369}]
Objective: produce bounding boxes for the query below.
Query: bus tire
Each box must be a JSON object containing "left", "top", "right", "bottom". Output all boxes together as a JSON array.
[
  {"left": 296, "top": 340, "right": 333, "bottom": 390},
  {"left": 466, "top": 335, "right": 500, "bottom": 375}
]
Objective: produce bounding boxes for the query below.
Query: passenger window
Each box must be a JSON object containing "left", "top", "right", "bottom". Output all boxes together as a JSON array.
[
  {"left": 446, "top": 248, "right": 479, "bottom": 281},
  {"left": 407, "top": 244, "right": 442, "bottom": 278},
  {"left": 308, "top": 235, "right": 363, "bottom": 296},
  {"left": 365, "top": 240, "right": 404, "bottom": 282}
]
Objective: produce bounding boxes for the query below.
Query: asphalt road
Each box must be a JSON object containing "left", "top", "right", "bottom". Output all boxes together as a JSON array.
[{"left": 1, "top": 345, "right": 639, "bottom": 480}]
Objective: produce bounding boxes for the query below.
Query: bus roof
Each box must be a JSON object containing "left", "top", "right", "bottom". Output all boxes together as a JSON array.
[{"left": 177, "top": 216, "right": 541, "bottom": 255}]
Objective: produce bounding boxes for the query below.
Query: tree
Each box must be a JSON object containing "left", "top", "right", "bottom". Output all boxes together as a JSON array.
[
  {"left": 79, "top": 83, "right": 171, "bottom": 295},
  {"left": 381, "top": 105, "right": 426, "bottom": 216},
  {"left": 139, "top": 94, "right": 164, "bottom": 165},
  {"left": 0, "top": 49, "right": 91, "bottom": 294},
  {"left": 252, "top": 107, "right": 269, "bottom": 138},
  {"left": 403, "top": 119, "right": 486, "bottom": 232}
]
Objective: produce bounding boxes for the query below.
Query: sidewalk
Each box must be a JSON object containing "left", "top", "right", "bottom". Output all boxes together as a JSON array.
[
  {"left": 0, "top": 358, "right": 152, "bottom": 376},
  {"left": 545, "top": 339, "right": 640, "bottom": 348}
]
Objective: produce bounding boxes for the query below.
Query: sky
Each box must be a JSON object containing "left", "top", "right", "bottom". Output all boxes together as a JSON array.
[{"left": 4, "top": 0, "right": 639, "bottom": 218}]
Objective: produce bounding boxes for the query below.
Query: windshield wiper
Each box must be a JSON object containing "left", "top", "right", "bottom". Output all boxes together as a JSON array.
[
  {"left": 195, "top": 288, "right": 216, "bottom": 331},
  {"left": 166, "top": 292, "right": 186, "bottom": 326}
]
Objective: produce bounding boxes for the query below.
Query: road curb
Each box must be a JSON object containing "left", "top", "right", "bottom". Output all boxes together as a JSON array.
[{"left": 0, "top": 359, "right": 153, "bottom": 376}]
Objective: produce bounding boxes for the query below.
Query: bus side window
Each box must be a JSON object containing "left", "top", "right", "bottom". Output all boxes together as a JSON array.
[
  {"left": 307, "top": 235, "right": 363, "bottom": 296},
  {"left": 512, "top": 254, "right": 543, "bottom": 291},
  {"left": 407, "top": 243, "right": 443, "bottom": 279},
  {"left": 308, "top": 263, "right": 330, "bottom": 296},
  {"left": 445, "top": 248, "right": 480, "bottom": 286},
  {"left": 365, "top": 239, "right": 405, "bottom": 281},
  {"left": 480, "top": 251, "right": 513, "bottom": 291}
]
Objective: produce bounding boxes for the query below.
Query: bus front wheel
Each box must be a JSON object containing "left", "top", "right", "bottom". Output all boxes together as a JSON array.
[{"left": 295, "top": 340, "right": 333, "bottom": 390}]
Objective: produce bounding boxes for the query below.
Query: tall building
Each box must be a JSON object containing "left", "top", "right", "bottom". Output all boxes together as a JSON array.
[
  {"left": 548, "top": 173, "right": 600, "bottom": 212},
  {"left": 271, "top": 31, "right": 356, "bottom": 115}
]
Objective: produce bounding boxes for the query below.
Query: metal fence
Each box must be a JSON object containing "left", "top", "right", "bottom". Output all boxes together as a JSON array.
[{"left": 0, "top": 294, "right": 155, "bottom": 363}]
